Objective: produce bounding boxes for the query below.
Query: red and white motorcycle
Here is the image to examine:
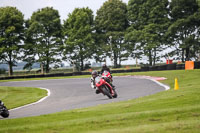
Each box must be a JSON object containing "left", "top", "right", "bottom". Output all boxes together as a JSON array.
[{"left": 95, "top": 71, "right": 117, "bottom": 99}]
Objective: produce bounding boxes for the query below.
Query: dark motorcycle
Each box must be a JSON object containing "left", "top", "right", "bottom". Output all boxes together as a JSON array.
[
  {"left": 95, "top": 71, "right": 117, "bottom": 99},
  {"left": 0, "top": 100, "right": 9, "bottom": 118}
]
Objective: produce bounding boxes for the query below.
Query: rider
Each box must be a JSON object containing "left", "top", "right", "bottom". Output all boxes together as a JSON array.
[
  {"left": 0, "top": 100, "right": 4, "bottom": 106},
  {"left": 101, "top": 64, "right": 115, "bottom": 88},
  {"left": 90, "top": 70, "right": 100, "bottom": 94},
  {"left": 101, "top": 64, "right": 111, "bottom": 74}
]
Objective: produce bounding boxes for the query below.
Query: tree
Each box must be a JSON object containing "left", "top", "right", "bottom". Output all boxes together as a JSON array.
[
  {"left": 63, "top": 7, "right": 94, "bottom": 71},
  {"left": 126, "top": 0, "right": 169, "bottom": 66},
  {"left": 167, "top": 0, "right": 199, "bottom": 62},
  {"left": 24, "top": 7, "right": 62, "bottom": 73},
  {"left": 95, "top": 0, "right": 128, "bottom": 68},
  {"left": 191, "top": 10, "right": 200, "bottom": 61},
  {"left": 0, "top": 7, "right": 24, "bottom": 76}
]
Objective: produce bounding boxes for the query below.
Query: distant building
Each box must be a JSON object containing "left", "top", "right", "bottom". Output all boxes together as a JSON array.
[
  {"left": 91, "top": 62, "right": 102, "bottom": 67},
  {"left": 0, "top": 62, "right": 40, "bottom": 71}
]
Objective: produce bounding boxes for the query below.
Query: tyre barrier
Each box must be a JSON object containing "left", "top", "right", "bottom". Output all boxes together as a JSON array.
[
  {"left": 149, "top": 66, "right": 158, "bottom": 71},
  {"left": 167, "top": 63, "right": 177, "bottom": 70},
  {"left": 194, "top": 61, "right": 200, "bottom": 69},
  {"left": 176, "top": 64, "right": 185, "bottom": 70},
  {"left": 141, "top": 66, "right": 149, "bottom": 71},
  {"left": 111, "top": 70, "right": 124, "bottom": 73},
  {"left": 157, "top": 65, "right": 167, "bottom": 71},
  {"left": 132, "top": 69, "right": 141, "bottom": 72},
  {"left": 125, "top": 69, "right": 134, "bottom": 72},
  {"left": 72, "top": 72, "right": 82, "bottom": 76}
]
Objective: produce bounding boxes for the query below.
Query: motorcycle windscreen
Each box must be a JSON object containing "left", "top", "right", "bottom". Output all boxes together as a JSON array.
[
  {"left": 102, "top": 71, "right": 109, "bottom": 76},
  {"left": 95, "top": 77, "right": 104, "bottom": 87}
]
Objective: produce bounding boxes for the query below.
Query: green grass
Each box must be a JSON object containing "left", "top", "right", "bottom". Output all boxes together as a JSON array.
[
  {"left": 0, "top": 75, "right": 91, "bottom": 82},
  {"left": 114, "top": 69, "right": 198, "bottom": 88},
  {"left": 0, "top": 69, "right": 200, "bottom": 133},
  {"left": 0, "top": 86, "right": 47, "bottom": 109}
]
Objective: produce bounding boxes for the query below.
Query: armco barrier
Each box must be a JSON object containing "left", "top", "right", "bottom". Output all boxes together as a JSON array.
[{"left": 1, "top": 63, "right": 200, "bottom": 80}]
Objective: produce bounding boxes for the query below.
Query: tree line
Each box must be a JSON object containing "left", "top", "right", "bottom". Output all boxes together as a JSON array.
[{"left": 0, "top": 0, "right": 200, "bottom": 76}]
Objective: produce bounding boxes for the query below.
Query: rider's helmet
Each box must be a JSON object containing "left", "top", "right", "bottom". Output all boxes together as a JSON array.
[
  {"left": 102, "top": 64, "right": 107, "bottom": 68},
  {"left": 0, "top": 100, "right": 3, "bottom": 105},
  {"left": 91, "top": 70, "right": 98, "bottom": 78}
]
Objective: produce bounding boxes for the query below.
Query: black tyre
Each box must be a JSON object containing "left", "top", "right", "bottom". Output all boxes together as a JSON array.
[
  {"left": 102, "top": 86, "right": 112, "bottom": 99},
  {"left": 1, "top": 110, "right": 9, "bottom": 118},
  {"left": 113, "top": 89, "right": 118, "bottom": 98}
]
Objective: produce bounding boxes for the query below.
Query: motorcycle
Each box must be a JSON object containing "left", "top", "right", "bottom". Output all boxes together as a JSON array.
[
  {"left": 95, "top": 71, "right": 117, "bottom": 99},
  {"left": 0, "top": 100, "right": 9, "bottom": 118}
]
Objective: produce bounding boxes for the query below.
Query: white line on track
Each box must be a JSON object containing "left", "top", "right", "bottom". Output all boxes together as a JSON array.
[
  {"left": 115, "top": 75, "right": 170, "bottom": 91},
  {"left": 9, "top": 87, "right": 51, "bottom": 111},
  {"left": 148, "top": 79, "right": 170, "bottom": 90}
]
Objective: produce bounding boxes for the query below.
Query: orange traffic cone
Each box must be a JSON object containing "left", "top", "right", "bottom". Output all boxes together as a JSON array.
[{"left": 174, "top": 78, "right": 179, "bottom": 90}]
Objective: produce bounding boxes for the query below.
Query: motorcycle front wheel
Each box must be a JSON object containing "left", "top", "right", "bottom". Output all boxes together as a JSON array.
[
  {"left": 102, "top": 85, "right": 112, "bottom": 99},
  {"left": 113, "top": 89, "right": 118, "bottom": 98},
  {"left": 1, "top": 109, "right": 9, "bottom": 118}
]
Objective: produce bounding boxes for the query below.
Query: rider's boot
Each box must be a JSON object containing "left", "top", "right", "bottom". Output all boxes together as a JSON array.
[
  {"left": 95, "top": 89, "right": 100, "bottom": 94},
  {"left": 111, "top": 84, "right": 115, "bottom": 89}
]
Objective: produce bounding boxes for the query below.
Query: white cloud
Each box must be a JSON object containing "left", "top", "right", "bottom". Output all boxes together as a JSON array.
[{"left": 0, "top": 0, "right": 129, "bottom": 20}]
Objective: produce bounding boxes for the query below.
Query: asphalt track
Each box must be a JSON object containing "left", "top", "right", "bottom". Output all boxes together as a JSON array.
[{"left": 0, "top": 76, "right": 167, "bottom": 119}]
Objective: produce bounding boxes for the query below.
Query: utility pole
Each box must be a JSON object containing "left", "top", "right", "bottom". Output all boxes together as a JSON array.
[
  {"left": 136, "top": 57, "right": 138, "bottom": 68},
  {"left": 69, "top": 59, "right": 75, "bottom": 72},
  {"left": 109, "top": 36, "right": 113, "bottom": 66}
]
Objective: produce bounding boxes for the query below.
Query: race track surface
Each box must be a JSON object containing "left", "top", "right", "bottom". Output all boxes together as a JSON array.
[{"left": 0, "top": 76, "right": 166, "bottom": 119}]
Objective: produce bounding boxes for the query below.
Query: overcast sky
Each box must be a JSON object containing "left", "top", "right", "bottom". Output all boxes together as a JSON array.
[
  {"left": 0, "top": 0, "right": 129, "bottom": 21},
  {"left": 0, "top": 0, "right": 132, "bottom": 65}
]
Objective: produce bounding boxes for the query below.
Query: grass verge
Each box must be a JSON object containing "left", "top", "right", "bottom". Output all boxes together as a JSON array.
[
  {"left": 0, "top": 86, "right": 47, "bottom": 109},
  {"left": 0, "top": 75, "right": 91, "bottom": 82},
  {"left": 0, "top": 69, "right": 200, "bottom": 133}
]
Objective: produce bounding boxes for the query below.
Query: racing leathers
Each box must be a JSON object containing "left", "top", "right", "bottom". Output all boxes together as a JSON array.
[{"left": 90, "top": 76, "right": 100, "bottom": 94}]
